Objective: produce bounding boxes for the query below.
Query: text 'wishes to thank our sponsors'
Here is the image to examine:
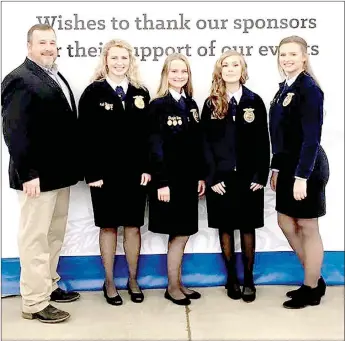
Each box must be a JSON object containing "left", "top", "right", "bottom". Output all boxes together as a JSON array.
[{"left": 37, "top": 13, "right": 319, "bottom": 61}]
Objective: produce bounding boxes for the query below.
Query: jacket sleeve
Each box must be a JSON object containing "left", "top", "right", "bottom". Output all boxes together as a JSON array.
[
  {"left": 1, "top": 77, "right": 39, "bottom": 183},
  {"left": 141, "top": 90, "right": 152, "bottom": 175},
  {"left": 295, "top": 85, "right": 323, "bottom": 179},
  {"left": 191, "top": 102, "right": 207, "bottom": 182},
  {"left": 252, "top": 96, "right": 271, "bottom": 186},
  {"left": 77, "top": 86, "right": 104, "bottom": 184},
  {"left": 200, "top": 100, "right": 217, "bottom": 186},
  {"left": 270, "top": 153, "right": 283, "bottom": 171},
  {"left": 148, "top": 100, "right": 169, "bottom": 189}
]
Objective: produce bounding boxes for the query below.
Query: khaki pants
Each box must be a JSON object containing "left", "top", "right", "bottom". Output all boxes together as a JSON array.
[{"left": 17, "top": 187, "right": 70, "bottom": 313}]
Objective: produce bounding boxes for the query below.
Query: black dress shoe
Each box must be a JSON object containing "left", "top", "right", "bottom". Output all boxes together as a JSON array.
[
  {"left": 242, "top": 285, "right": 256, "bottom": 303},
  {"left": 22, "top": 304, "right": 70, "bottom": 323},
  {"left": 226, "top": 282, "right": 242, "bottom": 300},
  {"left": 286, "top": 277, "right": 326, "bottom": 299},
  {"left": 102, "top": 283, "right": 123, "bottom": 306},
  {"left": 127, "top": 281, "right": 144, "bottom": 303},
  {"left": 182, "top": 289, "right": 201, "bottom": 299},
  {"left": 283, "top": 285, "right": 321, "bottom": 309},
  {"left": 318, "top": 276, "right": 327, "bottom": 296},
  {"left": 50, "top": 288, "right": 80, "bottom": 303},
  {"left": 164, "top": 290, "right": 191, "bottom": 306}
]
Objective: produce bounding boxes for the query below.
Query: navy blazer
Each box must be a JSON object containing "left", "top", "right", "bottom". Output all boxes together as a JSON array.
[
  {"left": 78, "top": 80, "right": 151, "bottom": 184},
  {"left": 269, "top": 72, "right": 324, "bottom": 179},
  {"left": 201, "top": 86, "right": 270, "bottom": 187},
  {"left": 148, "top": 93, "right": 205, "bottom": 189},
  {"left": 1, "top": 58, "right": 80, "bottom": 191}
]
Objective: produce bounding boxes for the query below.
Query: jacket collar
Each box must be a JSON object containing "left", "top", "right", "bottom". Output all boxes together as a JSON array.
[{"left": 24, "top": 57, "right": 76, "bottom": 113}]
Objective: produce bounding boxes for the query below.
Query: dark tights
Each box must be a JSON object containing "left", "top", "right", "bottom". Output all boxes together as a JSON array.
[{"left": 219, "top": 229, "right": 256, "bottom": 286}]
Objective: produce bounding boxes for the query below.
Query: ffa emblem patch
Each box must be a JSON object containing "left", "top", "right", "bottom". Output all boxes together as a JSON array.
[
  {"left": 134, "top": 95, "right": 145, "bottom": 109},
  {"left": 243, "top": 108, "right": 255, "bottom": 123},
  {"left": 283, "top": 93, "right": 295, "bottom": 107}
]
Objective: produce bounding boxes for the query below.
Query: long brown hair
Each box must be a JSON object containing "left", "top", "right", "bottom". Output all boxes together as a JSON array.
[
  {"left": 208, "top": 50, "right": 248, "bottom": 119},
  {"left": 278, "top": 35, "right": 321, "bottom": 89},
  {"left": 154, "top": 53, "right": 193, "bottom": 100}
]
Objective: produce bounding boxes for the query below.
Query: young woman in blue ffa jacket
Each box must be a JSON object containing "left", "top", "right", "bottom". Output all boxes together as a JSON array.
[
  {"left": 201, "top": 50, "right": 270, "bottom": 303},
  {"left": 269, "top": 36, "right": 330, "bottom": 309},
  {"left": 78, "top": 39, "right": 151, "bottom": 305},
  {"left": 148, "top": 53, "right": 206, "bottom": 306}
]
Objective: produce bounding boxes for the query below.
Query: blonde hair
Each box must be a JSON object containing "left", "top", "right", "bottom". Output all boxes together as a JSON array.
[
  {"left": 209, "top": 50, "right": 248, "bottom": 119},
  {"left": 278, "top": 35, "right": 321, "bottom": 89},
  {"left": 91, "top": 39, "right": 144, "bottom": 88},
  {"left": 154, "top": 53, "right": 193, "bottom": 99}
]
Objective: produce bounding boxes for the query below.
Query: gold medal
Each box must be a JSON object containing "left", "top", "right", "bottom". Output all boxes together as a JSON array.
[
  {"left": 133, "top": 95, "right": 145, "bottom": 109},
  {"left": 167, "top": 120, "right": 172, "bottom": 126},
  {"left": 178, "top": 119, "right": 182, "bottom": 125},
  {"left": 173, "top": 120, "right": 177, "bottom": 126},
  {"left": 243, "top": 108, "right": 255, "bottom": 123},
  {"left": 282, "top": 93, "right": 295, "bottom": 107},
  {"left": 104, "top": 102, "right": 113, "bottom": 111}
]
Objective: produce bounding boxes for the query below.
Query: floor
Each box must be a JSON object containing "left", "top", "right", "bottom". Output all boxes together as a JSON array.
[{"left": 2, "top": 286, "right": 344, "bottom": 340}]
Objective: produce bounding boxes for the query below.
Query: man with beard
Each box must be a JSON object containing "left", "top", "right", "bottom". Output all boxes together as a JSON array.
[{"left": 1, "top": 24, "right": 80, "bottom": 323}]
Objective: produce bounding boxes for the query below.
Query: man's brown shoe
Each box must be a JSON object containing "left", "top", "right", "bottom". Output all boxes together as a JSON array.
[
  {"left": 50, "top": 288, "right": 80, "bottom": 302},
  {"left": 22, "top": 304, "right": 70, "bottom": 323}
]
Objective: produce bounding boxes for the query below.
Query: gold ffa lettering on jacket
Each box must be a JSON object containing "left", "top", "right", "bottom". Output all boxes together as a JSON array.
[{"left": 100, "top": 102, "right": 113, "bottom": 110}]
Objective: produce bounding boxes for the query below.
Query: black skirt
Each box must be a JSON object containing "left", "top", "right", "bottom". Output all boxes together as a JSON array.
[
  {"left": 276, "top": 146, "right": 330, "bottom": 219},
  {"left": 148, "top": 180, "right": 199, "bottom": 236},
  {"left": 206, "top": 171, "right": 264, "bottom": 232},
  {"left": 90, "top": 174, "right": 147, "bottom": 228}
]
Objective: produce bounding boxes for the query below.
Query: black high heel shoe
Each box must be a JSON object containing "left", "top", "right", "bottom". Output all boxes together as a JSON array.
[
  {"left": 227, "top": 281, "right": 242, "bottom": 300},
  {"left": 127, "top": 281, "right": 144, "bottom": 303},
  {"left": 102, "top": 283, "right": 123, "bottom": 306},
  {"left": 242, "top": 285, "right": 256, "bottom": 303},
  {"left": 226, "top": 275, "right": 242, "bottom": 300}
]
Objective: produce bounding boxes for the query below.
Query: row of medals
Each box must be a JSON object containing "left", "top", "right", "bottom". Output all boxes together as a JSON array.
[{"left": 167, "top": 116, "right": 183, "bottom": 126}]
